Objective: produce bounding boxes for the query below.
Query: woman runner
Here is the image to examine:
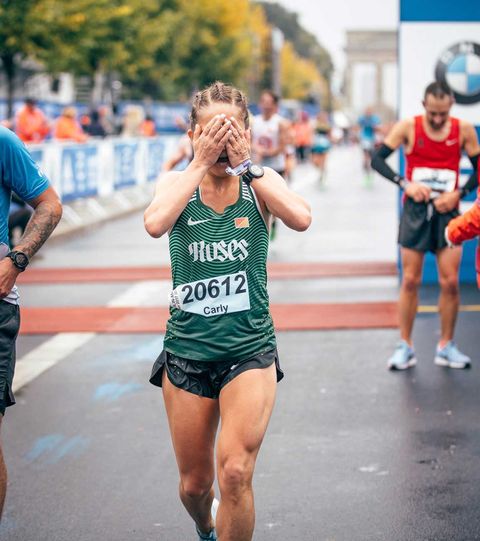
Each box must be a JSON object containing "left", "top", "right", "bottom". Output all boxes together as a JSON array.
[{"left": 144, "top": 82, "right": 311, "bottom": 541}]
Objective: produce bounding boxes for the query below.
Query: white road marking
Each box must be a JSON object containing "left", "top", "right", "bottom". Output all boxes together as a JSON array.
[
  {"left": 13, "top": 333, "right": 96, "bottom": 393},
  {"left": 14, "top": 279, "right": 171, "bottom": 393}
]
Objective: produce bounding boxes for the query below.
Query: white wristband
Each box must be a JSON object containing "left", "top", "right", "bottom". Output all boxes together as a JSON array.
[{"left": 225, "top": 159, "right": 251, "bottom": 177}]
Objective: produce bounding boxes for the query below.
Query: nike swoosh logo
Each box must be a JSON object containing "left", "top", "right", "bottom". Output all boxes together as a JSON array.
[
  {"left": 187, "top": 217, "right": 212, "bottom": 226},
  {"left": 445, "top": 139, "right": 457, "bottom": 146}
]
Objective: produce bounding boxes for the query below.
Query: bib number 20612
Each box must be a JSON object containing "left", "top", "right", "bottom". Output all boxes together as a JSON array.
[{"left": 169, "top": 271, "right": 250, "bottom": 317}]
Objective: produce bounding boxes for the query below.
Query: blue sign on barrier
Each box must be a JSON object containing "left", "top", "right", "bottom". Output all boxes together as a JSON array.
[
  {"left": 60, "top": 145, "right": 98, "bottom": 202},
  {"left": 146, "top": 139, "right": 166, "bottom": 181},
  {"left": 114, "top": 142, "right": 139, "bottom": 189}
]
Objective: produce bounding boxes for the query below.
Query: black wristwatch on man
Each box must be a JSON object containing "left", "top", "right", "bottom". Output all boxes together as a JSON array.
[{"left": 7, "top": 250, "right": 29, "bottom": 272}]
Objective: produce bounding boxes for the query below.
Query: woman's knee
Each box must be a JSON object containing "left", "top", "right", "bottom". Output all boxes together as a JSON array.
[
  {"left": 180, "top": 474, "right": 213, "bottom": 500},
  {"left": 218, "top": 454, "right": 254, "bottom": 494}
]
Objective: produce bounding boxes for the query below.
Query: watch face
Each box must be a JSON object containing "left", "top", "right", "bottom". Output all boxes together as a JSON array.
[
  {"left": 14, "top": 253, "right": 28, "bottom": 268},
  {"left": 250, "top": 165, "right": 264, "bottom": 178}
]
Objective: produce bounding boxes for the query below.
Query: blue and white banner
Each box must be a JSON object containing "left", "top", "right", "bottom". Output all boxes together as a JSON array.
[
  {"left": 113, "top": 141, "right": 140, "bottom": 189},
  {"left": 145, "top": 139, "right": 166, "bottom": 182},
  {"left": 26, "top": 135, "right": 181, "bottom": 202},
  {"left": 60, "top": 144, "right": 99, "bottom": 202}
]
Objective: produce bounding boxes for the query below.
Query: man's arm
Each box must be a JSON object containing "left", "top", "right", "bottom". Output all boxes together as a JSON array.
[
  {"left": 0, "top": 187, "right": 62, "bottom": 298},
  {"left": 459, "top": 122, "right": 480, "bottom": 199},
  {"left": 434, "top": 122, "right": 480, "bottom": 214},
  {"left": 15, "top": 187, "right": 62, "bottom": 259},
  {"left": 371, "top": 120, "right": 431, "bottom": 202}
]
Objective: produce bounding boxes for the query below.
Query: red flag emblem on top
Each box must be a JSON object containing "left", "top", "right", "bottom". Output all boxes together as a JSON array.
[{"left": 235, "top": 217, "right": 250, "bottom": 229}]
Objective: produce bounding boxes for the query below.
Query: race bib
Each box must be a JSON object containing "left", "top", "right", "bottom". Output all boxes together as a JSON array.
[
  {"left": 169, "top": 271, "right": 250, "bottom": 318},
  {"left": 411, "top": 167, "right": 456, "bottom": 198}
]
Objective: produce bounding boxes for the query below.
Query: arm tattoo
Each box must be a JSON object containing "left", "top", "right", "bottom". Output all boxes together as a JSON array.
[{"left": 16, "top": 201, "right": 62, "bottom": 258}]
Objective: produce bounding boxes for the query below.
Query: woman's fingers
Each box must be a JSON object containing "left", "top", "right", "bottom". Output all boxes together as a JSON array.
[
  {"left": 229, "top": 116, "right": 244, "bottom": 135},
  {"left": 219, "top": 128, "right": 232, "bottom": 147},
  {"left": 228, "top": 122, "right": 242, "bottom": 141},
  {"left": 213, "top": 119, "right": 231, "bottom": 143},
  {"left": 192, "top": 124, "right": 201, "bottom": 142},
  {"left": 202, "top": 114, "right": 223, "bottom": 137}
]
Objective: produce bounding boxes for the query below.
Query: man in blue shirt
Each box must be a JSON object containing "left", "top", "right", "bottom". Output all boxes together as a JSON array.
[
  {"left": 357, "top": 107, "right": 381, "bottom": 179},
  {"left": 0, "top": 126, "right": 62, "bottom": 518}
]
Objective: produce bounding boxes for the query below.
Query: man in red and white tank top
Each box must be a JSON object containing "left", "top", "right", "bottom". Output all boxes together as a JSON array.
[{"left": 371, "top": 82, "right": 480, "bottom": 371}]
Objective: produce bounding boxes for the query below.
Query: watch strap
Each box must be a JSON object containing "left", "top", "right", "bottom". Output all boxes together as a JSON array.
[
  {"left": 225, "top": 159, "right": 252, "bottom": 177},
  {"left": 7, "top": 250, "right": 29, "bottom": 271}
]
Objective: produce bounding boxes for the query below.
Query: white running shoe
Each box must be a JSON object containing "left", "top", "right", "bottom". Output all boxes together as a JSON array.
[
  {"left": 435, "top": 341, "right": 471, "bottom": 369},
  {"left": 387, "top": 340, "right": 417, "bottom": 370}
]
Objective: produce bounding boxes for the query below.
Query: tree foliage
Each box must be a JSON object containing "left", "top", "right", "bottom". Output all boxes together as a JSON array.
[{"left": 0, "top": 0, "right": 333, "bottom": 108}]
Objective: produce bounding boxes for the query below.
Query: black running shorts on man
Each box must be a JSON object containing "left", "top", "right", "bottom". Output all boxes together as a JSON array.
[
  {"left": 0, "top": 301, "right": 20, "bottom": 415},
  {"left": 399, "top": 198, "right": 459, "bottom": 253}
]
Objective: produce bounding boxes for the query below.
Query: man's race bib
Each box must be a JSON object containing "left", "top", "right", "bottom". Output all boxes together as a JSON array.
[
  {"left": 169, "top": 271, "right": 250, "bottom": 318},
  {"left": 411, "top": 167, "right": 456, "bottom": 199}
]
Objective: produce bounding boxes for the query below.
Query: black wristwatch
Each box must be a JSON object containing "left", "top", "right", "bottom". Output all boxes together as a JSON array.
[
  {"left": 7, "top": 250, "right": 29, "bottom": 272},
  {"left": 242, "top": 164, "right": 265, "bottom": 184}
]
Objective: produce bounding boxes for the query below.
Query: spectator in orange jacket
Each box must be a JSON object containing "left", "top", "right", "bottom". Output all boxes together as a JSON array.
[
  {"left": 446, "top": 187, "right": 480, "bottom": 288},
  {"left": 53, "top": 107, "right": 88, "bottom": 143},
  {"left": 15, "top": 98, "right": 50, "bottom": 142},
  {"left": 140, "top": 115, "right": 157, "bottom": 137}
]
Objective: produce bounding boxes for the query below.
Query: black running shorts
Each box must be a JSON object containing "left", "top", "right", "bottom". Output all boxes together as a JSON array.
[
  {"left": 399, "top": 197, "right": 460, "bottom": 253},
  {"left": 0, "top": 301, "right": 20, "bottom": 415},
  {"left": 149, "top": 348, "right": 283, "bottom": 399}
]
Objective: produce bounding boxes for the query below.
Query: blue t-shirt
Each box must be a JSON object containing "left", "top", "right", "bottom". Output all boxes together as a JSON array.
[
  {"left": 358, "top": 114, "right": 380, "bottom": 141},
  {"left": 0, "top": 126, "right": 50, "bottom": 247}
]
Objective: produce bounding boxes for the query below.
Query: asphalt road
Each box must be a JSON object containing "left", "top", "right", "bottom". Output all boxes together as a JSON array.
[{"left": 1, "top": 147, "right": 479, "bottom": 541}]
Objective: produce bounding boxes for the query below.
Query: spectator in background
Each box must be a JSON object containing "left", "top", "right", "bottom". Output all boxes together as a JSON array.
[
  {"left": 294, "top": 111, "right": 313, "bottom": 162},
  {"left": 311, "top": 111, "right": 332, "bottom": 184},
  {"left": 80, "top": 112, "right": 91, "bottom": 134},
  {"left": 54, "top": 107, "right": 88, "bottom": 143},
  {"left": 140, "top": 114, "right": 157, "bottom": 137},
  {"left": 121, "top": 105, "right": 144, "bottom": 138},
  {"left": 86, "top": 110, "right": 107, "bottom": 138},
  {"left": 15, "top": 98, "right": 50, "bottom": 143}
]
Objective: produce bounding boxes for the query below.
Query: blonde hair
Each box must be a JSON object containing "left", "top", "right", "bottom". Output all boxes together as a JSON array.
[{"left": 190, "top": 81, "right": 249, "bottom": 130}]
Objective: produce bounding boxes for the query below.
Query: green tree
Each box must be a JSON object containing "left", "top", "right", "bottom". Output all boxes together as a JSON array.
[
  {"left": 121, "top": 0, "right": 260, "bottom": 101},
  {"left": 32, "top": 0, "right": 172, "bottom": 104},
  {"left": 0, "top": 0, "right": 45, "bottom": 117}
]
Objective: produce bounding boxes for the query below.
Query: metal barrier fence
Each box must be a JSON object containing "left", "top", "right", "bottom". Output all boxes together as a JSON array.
[{"left": 28, "top": 135, "right": 182, "bottom": 203}]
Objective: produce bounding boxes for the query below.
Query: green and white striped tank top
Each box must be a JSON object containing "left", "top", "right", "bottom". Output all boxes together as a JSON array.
[{"left": 164, "top": 179, "right": 276, "bottom": 361}]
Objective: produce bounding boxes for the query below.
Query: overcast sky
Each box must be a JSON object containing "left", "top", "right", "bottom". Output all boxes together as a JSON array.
[{"left": 271, "top": 0, "right": 398, "bottom": 73}]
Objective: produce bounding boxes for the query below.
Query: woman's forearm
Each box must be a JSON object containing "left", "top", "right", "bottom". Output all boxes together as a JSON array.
[{"left": 144, "top": 160, "right": 209, "bottom": 237}]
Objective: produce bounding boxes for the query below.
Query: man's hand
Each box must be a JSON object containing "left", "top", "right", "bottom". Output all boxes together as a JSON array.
[
  {"left": 404, "top": 182, "right": 431, "bottom": 203},
  {"left": 0, "top": 259, "right": 20, "bottom": 299},
  {"left": 433, "top": 191, "right": 460, "bottom": 214}
]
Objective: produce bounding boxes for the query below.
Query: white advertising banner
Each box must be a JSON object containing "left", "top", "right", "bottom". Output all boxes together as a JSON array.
[{"left": 400, "top": 23, "right": 480, "bottom": 122}]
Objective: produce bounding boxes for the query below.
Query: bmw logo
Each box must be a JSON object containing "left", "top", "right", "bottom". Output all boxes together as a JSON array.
[{"left": 435, "top": 42, "right": 480, "bottom": 105}]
